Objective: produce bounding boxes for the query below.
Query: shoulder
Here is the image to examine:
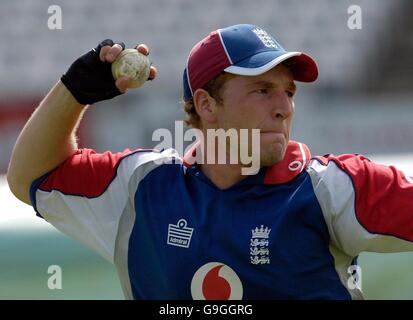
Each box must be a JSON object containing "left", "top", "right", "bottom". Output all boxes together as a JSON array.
[
  {"left": 307, "top": 153, "right": 373, "bottom": 181},
  {"left": 34, "top": 147, "right": 182, "bottom": 198},
  {"left": 310, "top": 153, "right": 371, "bottom": 172},
  {"left": 307, "top": 153, "right": 399, "bottom": 190}
]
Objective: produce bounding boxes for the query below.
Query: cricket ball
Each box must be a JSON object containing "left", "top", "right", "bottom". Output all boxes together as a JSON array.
[{"left": 111, "top": 49, "right": 151, "bottom": 88}]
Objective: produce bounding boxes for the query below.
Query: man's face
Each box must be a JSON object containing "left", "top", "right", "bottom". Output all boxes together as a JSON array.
[{"left": 214, "top": 64, "right": 296, "bottom": 167}]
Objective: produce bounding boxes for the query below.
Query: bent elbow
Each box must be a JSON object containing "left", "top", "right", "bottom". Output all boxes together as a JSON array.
[{"left": 6, "top": 167, "right": 31, "bottom": 205}]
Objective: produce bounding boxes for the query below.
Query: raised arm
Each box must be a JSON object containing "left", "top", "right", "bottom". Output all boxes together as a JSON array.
[{"left": 7, "top": 40, "right": 156, "bottom": 204}]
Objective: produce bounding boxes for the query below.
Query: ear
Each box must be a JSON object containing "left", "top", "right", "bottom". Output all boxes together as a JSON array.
[{"left": 193, "top": 88, "right": 218, "bottom": 125}]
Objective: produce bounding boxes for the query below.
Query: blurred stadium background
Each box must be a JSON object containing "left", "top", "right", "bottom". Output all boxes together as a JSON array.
[{"left": 0, "top": 0, "right": 412, "bottom": 299}]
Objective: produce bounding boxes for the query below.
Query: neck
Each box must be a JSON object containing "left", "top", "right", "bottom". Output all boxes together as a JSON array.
[
  {"left": 188, "top": 131, "right": 259, "bottom": 189},
  {"left": 199, "top": 162, "right": 247, "bottom": 190},
  {"left": 197, "top": 135, "right": 250, "bottom": 189}
]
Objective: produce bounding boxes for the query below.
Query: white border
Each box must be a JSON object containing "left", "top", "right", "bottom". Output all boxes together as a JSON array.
[
  {"left": 224, "top": 51, "right": 302, "bottom": 76},
  {"left": 217, "top": 29, "right": 233, "bottom": 64}
]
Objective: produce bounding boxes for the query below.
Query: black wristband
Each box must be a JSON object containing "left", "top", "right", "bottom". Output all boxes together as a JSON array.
[{"left": 61, "top": 39, "right": 126, "bottom": 105}]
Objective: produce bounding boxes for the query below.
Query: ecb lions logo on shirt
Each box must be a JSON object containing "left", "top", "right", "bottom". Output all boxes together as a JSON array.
[{"left": 250, "top": 225, "right": 271, "bottom": 265}]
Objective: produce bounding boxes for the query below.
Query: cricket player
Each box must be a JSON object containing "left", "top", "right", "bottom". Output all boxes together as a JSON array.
[{"left": 7, "top": 24, "right": 413, "bottom": 299}]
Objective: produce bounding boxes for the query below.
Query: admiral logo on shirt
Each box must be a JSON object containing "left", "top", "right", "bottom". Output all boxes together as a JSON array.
[{"left": 167, "top": 218, "right": 194, "bottom": 248}]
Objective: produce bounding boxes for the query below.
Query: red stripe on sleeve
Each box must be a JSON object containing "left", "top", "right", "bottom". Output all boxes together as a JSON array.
[{"left": 39, "top": 148, "right": 135, "bottom": 198}]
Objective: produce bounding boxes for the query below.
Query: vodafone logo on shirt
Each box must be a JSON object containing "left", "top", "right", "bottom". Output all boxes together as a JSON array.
[{"left": 190, "top": 262, "right": 243, "bottom": 300}]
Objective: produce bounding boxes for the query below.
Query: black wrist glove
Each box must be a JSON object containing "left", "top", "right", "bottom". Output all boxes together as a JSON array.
[{"left": 61, "top": 39, "right": 125, "bottom": 105}]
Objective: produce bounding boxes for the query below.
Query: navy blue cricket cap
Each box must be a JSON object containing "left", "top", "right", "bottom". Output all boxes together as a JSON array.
[{"left": 183, "top": 24, "right": 318, "bottom": 101}]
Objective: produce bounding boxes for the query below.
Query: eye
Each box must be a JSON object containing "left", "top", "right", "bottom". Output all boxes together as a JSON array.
[
  {"left": 286, "top": 90, "right": 295, "bottom": 98},
  {"left": 256, "top": 88, "right": 268, "bottom": 94}
]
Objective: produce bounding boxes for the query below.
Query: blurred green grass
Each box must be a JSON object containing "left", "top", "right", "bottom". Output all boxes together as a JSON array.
[
  {"left": 0, "top": 230, "right": 123, "bottom": 299},
  {"left": 359, "top": 252, "right": 413, "bottom": 299}
]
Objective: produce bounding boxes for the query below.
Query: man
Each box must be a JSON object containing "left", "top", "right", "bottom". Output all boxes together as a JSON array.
[{"left": 7, "top": 24, "right": 413, "bottom": 300}]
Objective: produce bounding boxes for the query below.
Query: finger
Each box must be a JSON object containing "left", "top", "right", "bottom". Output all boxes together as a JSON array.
[
  {"left": 99, "top": 45, "right": 112, "bottom": 62},
  {"left": 148, "top": 65, "right": 157, "bottom": 80},
  {"left": 106, "top": 44, "right": 124, "bottom": 63},
  {"left": 115, "top": 76, "right": 130, "bottom": 93},
  {"left": 135, "top": 44, "right": 149, "bottom": 56}
]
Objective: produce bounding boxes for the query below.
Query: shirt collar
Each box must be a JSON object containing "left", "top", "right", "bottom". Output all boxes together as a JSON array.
[{"left": 183, "top": 140, "right": 311, "bottom": 185}]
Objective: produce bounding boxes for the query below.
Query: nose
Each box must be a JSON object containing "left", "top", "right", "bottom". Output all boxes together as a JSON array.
[{"left": 271, "top": 90, "right": 294, "bottom": 120}]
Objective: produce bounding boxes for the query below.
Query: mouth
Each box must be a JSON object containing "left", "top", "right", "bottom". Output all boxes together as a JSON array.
[
  {"left": 259, "top": 130, "right": 287, "bottom": 145},
  {"left": 260, "top": 130, "right": 285, "bottom": 137}
]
